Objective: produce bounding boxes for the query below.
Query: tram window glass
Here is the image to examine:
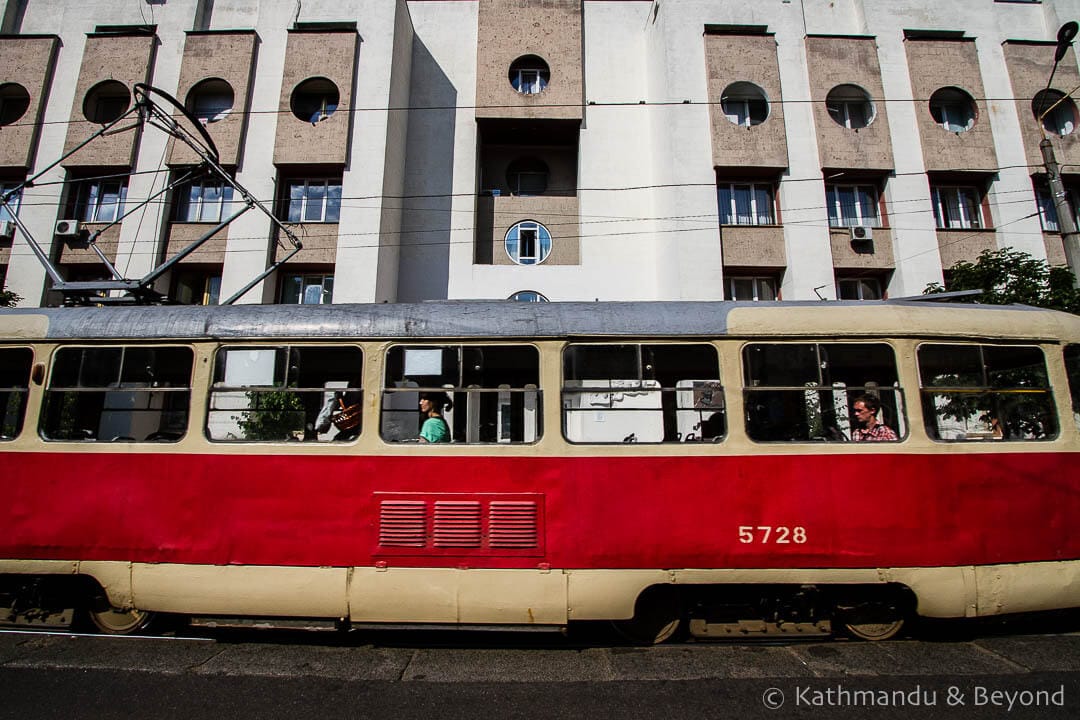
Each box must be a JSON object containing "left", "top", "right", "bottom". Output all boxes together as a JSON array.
[
  {"left": 0, "top": 347, "right": 33, "bottom": 440},
  {"left": 207, "top": 345, "right": 363, "bottom": 442},
  {"left": 41, "top": 346, "right": 193, "bottom": 443},
  {"left": 743, "top": 343, "right": 904, "bottom": 442},
  {"left": 380, "top": 345, "right": 540, "bottom": 444},
  {"left": 1067, "top": 345, "right": 1080, "bottom": 431},
  {"left": 562, "top": 344, "right": 724, "bottom": 444},
  {"left": 918, "top": 344, "right": 1057, "bottom": 442}
]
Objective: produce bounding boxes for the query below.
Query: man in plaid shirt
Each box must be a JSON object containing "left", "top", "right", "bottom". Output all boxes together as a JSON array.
[{"left": 852, "top": 395, "right": 898, "bottom": 442}]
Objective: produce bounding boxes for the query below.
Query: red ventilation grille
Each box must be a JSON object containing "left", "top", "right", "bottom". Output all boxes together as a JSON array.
[
  {"left": 374, "top": 493, "right": 544, "bottom": 557},
  {"left": 433, "top": 501, "right": 483, "bottom": 547},
  {"left": 489, "top": 501, "right": 539, "bottom": 548},
  {"left": 378, "top": 500, "right": 427, "bottom": 547}
]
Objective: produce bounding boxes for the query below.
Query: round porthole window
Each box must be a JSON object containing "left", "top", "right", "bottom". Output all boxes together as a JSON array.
[
  {"left": 1032, "top": 89, "right": 1078, "bottom": 137},
  {"left": 929, "top": 87, "right": 976, "bottom": 133},
  {"left": 509, "top": 290, "right": 549, "bottom": 302},
  {"left": 83, "top": 80, "right": 130, "bottom": 124},
  {"left": 505, "top": 220, "right": 552, "bottom": 265},
  {"left": 508, "top": 56, "right": 550, "bottom": 95},
  {"left": 0, "top": 83, "right": 31, "bottom": 126},
  {"left": 826, "top": 84, "right": 875, "bottom": 129},
  {"left": 720, "top": 82, "right": 769, "bottom": 127},
  {"left": 185, "top": 78, "right": 235, "bottom": 124},
  {"left": 290, "top": 77, "right": 340, "bottom": 124}
]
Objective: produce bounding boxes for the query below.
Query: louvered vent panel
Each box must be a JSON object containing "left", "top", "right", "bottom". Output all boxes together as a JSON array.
[
  {"left": 433, "top": 501, "right": 482, "bottom": 547},
  {"left": 378, "top": 500, "right": 427, "bottom": 547},
  {"left": 489, "top": 501, "right": 539, "bottom": 548}
]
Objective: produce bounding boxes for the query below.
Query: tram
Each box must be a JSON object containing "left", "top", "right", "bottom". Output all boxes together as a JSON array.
[{"left": 1, "top": 299, "right": 1078, "bottom": 641}]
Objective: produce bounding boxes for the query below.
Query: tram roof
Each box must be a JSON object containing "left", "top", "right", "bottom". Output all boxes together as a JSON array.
[{"left": 0, "top": 300, "right": 1077, "bottom": 342}]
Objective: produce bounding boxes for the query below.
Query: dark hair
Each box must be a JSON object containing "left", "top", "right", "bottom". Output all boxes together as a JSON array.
[
  {"left": 420, "top": 391, "right": 453, "bottom": 413},
  {"left": 854, "top": 394, "right": 881, "bottom": 414}
]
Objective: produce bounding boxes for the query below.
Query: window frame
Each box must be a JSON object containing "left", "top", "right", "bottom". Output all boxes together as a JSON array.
[
  {"left": 931, "top": 185, "right": 985, "bottom": 230},
  {"left": 724, "top": 276, "right": 778, "bottom": 301},
  {"left": 836, "top": 277, "right": 883, "bottom": 301},
  {"left": 175, "top": 175, "right": 235, "bottom": 223},
  {"left": 280, "top": 273, "right": 334, "bottom": 305},
  {"left": 0, "top": 180, "right": 21, "bottom": 224},
  {"left": 718, "top": 182, "right": 776, "bottom": 226},
  {"left": 505, "top": 220, "right": 552, "bottom": 265},
  {"left": 74, "top": 177, "right": 128, "bottom": 224},
  {"left": 826, "top": 183, "right": 880, "bottom": 228},
  {"left": 281, "top": 177, "right": 342, "bottom": 224},
  {"left": 0, "top": 346, "right": 33, "bottom": 440},
  {"left": 1034, "top": 183, "right": 1080, "bottom": 233}
]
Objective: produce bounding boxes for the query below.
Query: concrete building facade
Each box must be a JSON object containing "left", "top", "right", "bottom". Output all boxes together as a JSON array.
[{"left": 0, "top": 0, "right": 1078, "bottom": 306}]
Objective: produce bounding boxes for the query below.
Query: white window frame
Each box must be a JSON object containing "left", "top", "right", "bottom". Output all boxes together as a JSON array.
[
  {"left": 505, "top": 220, "right": 552, "bottom": 265},
  {"left": 75, "top": 178, "right": 128, "bottom": 223},
  {"left": 285, "top": 178, "right": 342, "bottom": 223},
  {"left": 512, "top": 69, "right": 547, "bottom": 95},
  {"left": 281, "top": 273, "right": 334, "bottom": 305},
  {"left": 718, "top": 182, "right": 775, "bottom": 226},
  {"left": 931, "top": 186, "right": 984, "bottom": 230},
  {"left": 176, "top": 178, "right": 234, "bottom": 223},
  {"left": 836, "top": 277, "right": 883, "bottom": 301},
  {"left": 0, "top": 181, "right": 21, "bottom": 223},
  {"left": 826, "top": 184, "right": 879, "bottom": 228},
  {"left": 724, "top": 276, "right": 778, "bottom": 302},
  {"left": 1035, "top": 185, "right": 1080, "bottom": 233}
]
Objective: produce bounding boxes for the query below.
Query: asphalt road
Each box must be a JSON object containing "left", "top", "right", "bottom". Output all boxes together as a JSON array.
[{"left": 2, "top": 622, "right": 1079, "bottom": 719}]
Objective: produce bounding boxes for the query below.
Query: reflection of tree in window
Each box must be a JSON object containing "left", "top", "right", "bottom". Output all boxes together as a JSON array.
[
  {"left": 918, "top": 344, "right": 1057, "bottom": 441},
  {"left": 743, "top": 343, "right": 903, "bottom": 442},
  {"left": 562, "top": 344, "right": 724, "bottom": 443}
]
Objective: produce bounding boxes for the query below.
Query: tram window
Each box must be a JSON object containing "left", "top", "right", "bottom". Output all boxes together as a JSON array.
[
  {"left": 562, "top": 344, "right": 723, "bottom": 444},
  {"left": 41, "top": 346, "right": 194, "bottom": 443},
  {"left": 207, "top": 345, "right": 363, "bottom": 442},
  {"left": 381, "top": 345, "right": 540, "bottom": 444},
  {"left": 1067, "top": 345, "right": 1080, "bottom": 432},
  {"left": 0, "top": 347, "right": 33, "bottom": 440},
  {"left": 918, "top": 344, "right": 1057, "bottom": 442},
  {"left": 743, "top": 343, "right": 905, "bottom": 442}
]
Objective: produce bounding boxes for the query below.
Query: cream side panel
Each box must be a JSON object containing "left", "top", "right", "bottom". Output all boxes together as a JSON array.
[
  {"left": 975, "top": 561, "right": 1080, "bottom": 617},
  {"left": 0, "top": 317, "right": 49, "bottom": 339},
  {"left": 131, "top": 564, "right": 349, "bottom": 617},
  {"left": 78, "top": 561, "right": 133, "bottom": 608},
  {"left": 348, "top": 568, "right": 567, "bottom": 624}
]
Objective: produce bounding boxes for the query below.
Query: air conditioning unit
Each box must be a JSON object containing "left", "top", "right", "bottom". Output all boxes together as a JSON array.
[
  {"left": 0, "top": 220, "right": 13, "bottom": 239},
  {"left": 54, "top": 219, "right": 81, "bottom": 237},
  {"left": 849, "top": 226, "right": 873, "bottom": 241}
]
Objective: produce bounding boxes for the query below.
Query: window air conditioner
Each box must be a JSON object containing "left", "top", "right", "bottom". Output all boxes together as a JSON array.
[
  {"left": 0, "top": 220, "right": 13, "bottom": 239},
  {"left": 55, "top": 219, "right": 81, "bottom": 237},
  {"left": 849, "top": 226, "right": 873, "bottom": 241}
]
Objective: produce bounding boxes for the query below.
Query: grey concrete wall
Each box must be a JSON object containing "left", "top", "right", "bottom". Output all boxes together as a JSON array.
[
  {"left": 0, "top": 35, "right": 58, "bottom": 168},
  {"left": 719, "top": 225, "right": 786, "bottom": 268},
  {"left": 1003, "top": 41, "right": 1080, "bottom": 174}
]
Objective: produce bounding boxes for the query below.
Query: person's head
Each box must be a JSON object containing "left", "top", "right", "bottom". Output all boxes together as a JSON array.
[
  {"left": 419, "top": 391, "right": 453, "bottom": 415},
  {"left": 852, "top": 394, "right": 881, "bottom": 424}
]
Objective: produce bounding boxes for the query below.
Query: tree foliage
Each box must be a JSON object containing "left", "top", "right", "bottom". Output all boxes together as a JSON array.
[
  {"left": 234, "top": 390, "right": 305, "bottom": 441},
  {"left": 924, "top": 248, "right": 1080, "bottom": 314},
  {"left": 0, "top": 289, "right": 20, "bottom": 308}
]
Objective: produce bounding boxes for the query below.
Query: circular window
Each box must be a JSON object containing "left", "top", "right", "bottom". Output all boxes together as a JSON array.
[
  {"left": 509, "top": 290, "right": 549, "bottom": 303},
  {"left": 720, "top": 82, "right": 769, "bottom": 127},
  {"left": 0, "top": 83, "right": 31, "bottom": 126},
  {"left": 929, "top": 87, "right": 976, "bottom": 133},
  {"left": 505, "top": 220, "right": 552, "bottom": 265},
  {"left": 506, "top": 157, "right": 549, "bottom": 195},
  {"left": 83, "top": 80, "right": 130, "bottom": 124},
  {"left": 508, "top": 55, "right": 550, "bottom": 95},
  {"left": 1032, "top": 89, "right": 1078, "bottom": 137},
  {"left": 826, "top": 84, "right": 875, "bottom": 129},
  {"left": 290, "top": 77, "right": 340, "bottom": 123},
  {"left": 185, "top": 78, "right": 234, "bottom": 124}
]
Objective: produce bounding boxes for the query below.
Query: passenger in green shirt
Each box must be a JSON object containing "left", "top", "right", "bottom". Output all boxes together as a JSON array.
[{"left": 418, "top": 391, "right": 453, "bottom": 443}]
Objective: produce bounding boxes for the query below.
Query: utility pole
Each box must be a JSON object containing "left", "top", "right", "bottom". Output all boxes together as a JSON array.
[{"left": 1040, "top": 22, "right": 1080, "bottom": 289}]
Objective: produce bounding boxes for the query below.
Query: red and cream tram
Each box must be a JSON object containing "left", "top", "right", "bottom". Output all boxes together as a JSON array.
[{"left": 1, "top": 300, "right": 1078, "bottom": 641}]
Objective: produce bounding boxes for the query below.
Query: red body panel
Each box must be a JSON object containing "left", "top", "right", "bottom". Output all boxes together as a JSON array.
[{"left": 4, "top": 451, "right": 1078, "bottom": 570}]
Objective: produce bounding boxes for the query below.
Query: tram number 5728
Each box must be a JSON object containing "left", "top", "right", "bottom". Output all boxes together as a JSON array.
[{"left": 738, "top": 526, "right": 807, "bottom": 544}]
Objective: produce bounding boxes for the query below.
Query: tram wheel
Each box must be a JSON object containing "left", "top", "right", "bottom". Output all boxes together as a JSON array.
[
  {"left": 88, "top": 606, "right": 156, "bottom": 635},
  {"left": 839, "top": 602, "right": 906, "bottom": 641},
  {"left": 611, "top": 586, "right": 683, "bottom": 645}
]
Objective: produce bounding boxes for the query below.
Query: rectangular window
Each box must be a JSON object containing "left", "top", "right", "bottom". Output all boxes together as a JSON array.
[
  {"left": 74, "top": 177, "right": 128, "bottom": 223},
  {"left": 281, "top": 273, "right": 333, "bottom": 305},
  {"left": 918, "top": 343, "right": 1057, "bottom": 441},
  {"left": 1066, "top": 344, "right": 1080, "bottom": 432},
  {"left": 718, "top": 183, "right": 775, "bottom": 225},
  {"left": 0, "top": 181, "right": 21, "bottom": 224},
  {"left": 743, "top": 342, "right": 904, "bottom": 442},
  {"left": 283, "top": 178, "right": 342, "bottom": 223},
  {"left": 562, "top": 344, "right": 724, "bottom": 444},
  {"left": 41, "top": 346, "right": 193, "bottom": 442},
  {"left": 207, "top": 345, "right": 363, "bottom": 442},
  {"left": 725, "top": 276, "right": 777, "bottom": 301},
  {"left": 0, "top": 347, "right": 33, "bottom": 440},
  {"left": 175, "top": 177, "right": 234, "bottom": 222},
  {"left": 837, "top": 277, "right": 883, "bottom": 301},
  {"left": 932, "top": 186, "right": 984, "bottom": 230},
  {"left": 1035, "top": 184, "right": 1079, "bottom": 233},
  {"left": 826, "top": 184, "right": 878, "bottom": 228},
  {"left": 174, "top": 270, "right": 221, "bottom": 305},
  {"left": 381, "top": 345, "right": 540, "bottom": 444}
]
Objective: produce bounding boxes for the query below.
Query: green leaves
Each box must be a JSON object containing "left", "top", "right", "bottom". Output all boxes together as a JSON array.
[{"left": 925, "top": 248, "right": 1080, "bottom": 314}]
